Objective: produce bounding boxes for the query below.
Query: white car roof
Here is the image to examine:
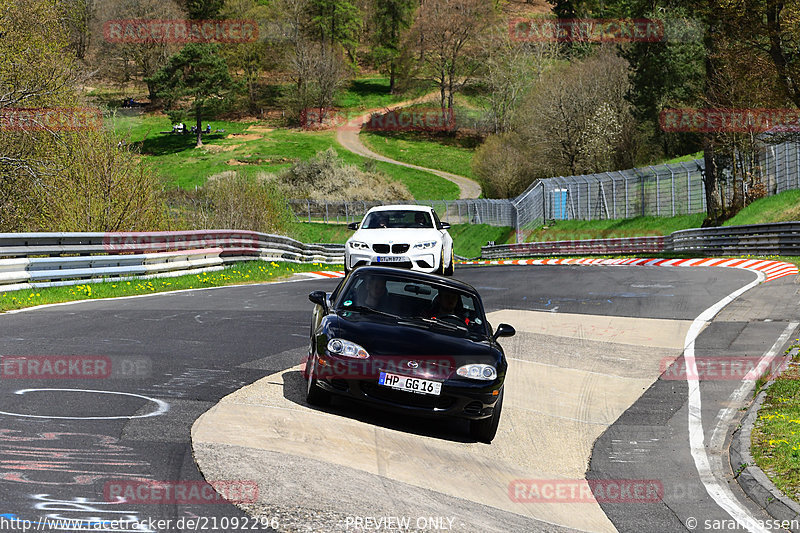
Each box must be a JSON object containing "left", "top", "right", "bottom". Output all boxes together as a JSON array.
[{"left": 365, "top": 205, "right": 432, "bottom": 213}]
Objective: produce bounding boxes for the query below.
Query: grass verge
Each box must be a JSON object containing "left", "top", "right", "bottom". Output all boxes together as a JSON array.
[
  {"left": 523, "top": 214, "right": 705, "bottom": 242},
  {"left": 0, "top": 261, "right": 340, "bottom": 313},
  {"left": 751, "top": 341, "right": 800, "bottom": 501},
  {"left": 725, "top": 190, "right": 800, "bottom": 226}
]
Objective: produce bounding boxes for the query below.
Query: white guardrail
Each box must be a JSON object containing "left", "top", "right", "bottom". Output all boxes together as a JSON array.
[{"left": 0, "top": 230, "right": 345, "bottom": 292}]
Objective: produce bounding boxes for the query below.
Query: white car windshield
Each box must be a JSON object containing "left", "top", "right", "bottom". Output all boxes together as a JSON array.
[{"left": 362, "top": 210, "right": 433, "bottom": 229}]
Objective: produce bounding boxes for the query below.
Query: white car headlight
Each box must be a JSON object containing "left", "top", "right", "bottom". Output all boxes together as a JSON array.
[
  {"left": 327, "top": 338, "right": 370, "bottom": 359},
  {"left": 349, "top": 241, "right": 369, "bottom": 250},
  {"left": 457, "top": 364, "right": 497, "bottom": 381},
  {"left": 413, "top": 240, "right": 438, "bottom": 249}
]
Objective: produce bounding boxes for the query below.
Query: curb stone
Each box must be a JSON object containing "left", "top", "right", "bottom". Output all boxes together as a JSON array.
[{"left": 731, "top": 380, "right": 800, "bottom": 531}]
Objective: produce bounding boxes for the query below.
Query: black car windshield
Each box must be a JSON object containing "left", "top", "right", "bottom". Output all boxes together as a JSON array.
[
  {"left": 362, "top": 210, "right": 433, "bottom": 229},
  {"left": 335, "top": 271, "right": 488, "bottom": 336}
]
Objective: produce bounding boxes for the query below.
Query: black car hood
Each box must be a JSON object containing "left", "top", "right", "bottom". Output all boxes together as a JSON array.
[{"left": 331, "top": 312, "right": 495, "bottom": 360}]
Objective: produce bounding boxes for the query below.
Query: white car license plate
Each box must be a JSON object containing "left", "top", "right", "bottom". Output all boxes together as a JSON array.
[
  {"left": 375, "top": 256, "right": 405, "bottom": 263},
  {"left": 378, "top": 372, "right": 442, "bottom": 396}
]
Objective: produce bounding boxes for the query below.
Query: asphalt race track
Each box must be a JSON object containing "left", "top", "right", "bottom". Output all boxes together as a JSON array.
[{"left": 0, "top": 264, "right": 797, "bottom": 533}]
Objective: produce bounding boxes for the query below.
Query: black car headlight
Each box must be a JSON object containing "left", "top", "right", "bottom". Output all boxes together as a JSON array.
[
  {"left": 327, "top": 338, "right": 370, "bottom": 359},
  {"left": 456, "top": 364, "right": 497, "bottom": 381}
]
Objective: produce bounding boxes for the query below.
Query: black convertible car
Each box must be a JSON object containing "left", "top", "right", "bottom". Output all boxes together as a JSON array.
[{"left": 304, "top": 266, "right": 515, "bottom": 443}]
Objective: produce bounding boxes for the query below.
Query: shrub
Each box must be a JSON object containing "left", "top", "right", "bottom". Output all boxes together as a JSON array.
[{"left": 270, "top": 147, "right": 412, "bottom": 202}]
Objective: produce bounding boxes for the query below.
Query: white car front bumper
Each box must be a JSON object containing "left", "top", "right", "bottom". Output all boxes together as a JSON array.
[{"left": 347, "top": 249, "right": 440, "bottom": 273}]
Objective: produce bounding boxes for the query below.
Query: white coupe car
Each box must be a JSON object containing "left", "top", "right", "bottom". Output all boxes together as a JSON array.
[{"left": 345, "top": 205, "right": 455, "bottom": 276}]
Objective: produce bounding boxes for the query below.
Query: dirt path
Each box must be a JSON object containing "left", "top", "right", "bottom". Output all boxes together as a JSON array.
[{"left": 335, "top": 93, "right": 482, "bottom": 200}]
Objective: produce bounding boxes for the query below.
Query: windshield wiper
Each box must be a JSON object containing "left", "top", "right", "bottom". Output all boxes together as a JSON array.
[
  {"left": 407, "top": 316, "right": 466, "bottom": 332},
  {"left": 344, "top": 305, "right": 401, "bottom": 320}
]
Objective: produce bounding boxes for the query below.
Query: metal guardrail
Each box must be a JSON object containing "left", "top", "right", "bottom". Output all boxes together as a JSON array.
[
  {"left": 0, "top": 230, "right": 345, "bottom": 292},
  {"left": 670, "top": 223, "right": 800, "bottom": 256},
  {"left": 481, "top": 236, "right": 667, "bottom": 259},
  {"left": 480, "top": 222, "right": 800, "bottom": 259}
]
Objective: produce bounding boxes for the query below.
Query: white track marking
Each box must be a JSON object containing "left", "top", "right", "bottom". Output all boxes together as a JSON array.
[
  {"left": 683, "top": 270, "right": 787, "bottom": 532},
  {"left": 0, "top": 388, "right": 169, "bottom": 420}
]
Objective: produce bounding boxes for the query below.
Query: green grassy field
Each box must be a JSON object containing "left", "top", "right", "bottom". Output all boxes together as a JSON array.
[
  {"left": 334, "top": 77, "right": 434, "bottom": 111},
  {"left": 0, "top": 261, "right": 338, "bottom": 313},
  {"left": 360, "top": 129, "right": 477, "bottom": 180},
  {"left": 110, "top": 113, "right": 458, "bottom": 199}
]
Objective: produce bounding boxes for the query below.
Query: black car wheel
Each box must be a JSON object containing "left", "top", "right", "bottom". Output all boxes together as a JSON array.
[
  {"left": 305, "top": 353, "right": 331, "bottom": 407},
  {"left": 470, "top": 388, "right": 503, "bottom": 443}
]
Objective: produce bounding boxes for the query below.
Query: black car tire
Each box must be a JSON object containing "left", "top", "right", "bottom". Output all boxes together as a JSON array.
[
  {"left": 305, "top": 355, "right": 331, "bottom": 407},
  {"left": 470, "top": 388, "right": 503, "bottom": 443},
  {"left": 444, "top": 251, "right": 455, "bottom": 276}
]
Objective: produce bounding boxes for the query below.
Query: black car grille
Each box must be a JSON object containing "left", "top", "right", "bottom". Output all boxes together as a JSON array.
[
  {"left": 361, "top": 382, "right": 455, "bottom": 410},
  {"left": 372, "top": 243, "right": 410, "bottom": 254}
]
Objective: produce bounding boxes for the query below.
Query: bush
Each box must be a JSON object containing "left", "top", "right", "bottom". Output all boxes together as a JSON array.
[
  {"left": 472, "top": 132, "right": 531, "bottom": 198},
  {"left": 270, "top": 147, "right": 412, "bottom": 202},
  {"left": 178, "top": 172, "right": 292, "bottom": 234},
  {"left": 43, "top": 130, "right": 167, "bottom": 231}
]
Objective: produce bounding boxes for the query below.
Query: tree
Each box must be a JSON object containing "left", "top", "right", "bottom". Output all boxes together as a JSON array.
[
  {"left": 371, "top": 0, "right": 416, "bottom": 93},
  {"left": 404, "top": 0, "right": 496, "bottom": 124},
  {"left": 0, "top": 0, "right": 81, "bottom": 230},
  {"left": 97, "top": 0, "right": 185, "bottom": 100},
  {"left": 479, "top": 26, "right": 557, "bottom": 134},
  {"left": 147, "top": 43, "right": 237, "bottom": 147},
  {"left": 181, "top": 0, "right": 225, "bottom": 19},
  {"left": 306, "top": 0, "right": 362, "bottom": 61},
  {"left": 513, "top": 49, "right": 635, "bottom": 176},
  {"left": 623, "top": 4, "right": 706, "bottom": 159},
  {"left": 472, "top": 132, "right": 531, "bottom": 198},
  {"left": 283, "top": 40, "right": 349, "bottom": 123},
  {"left": 220, "top": 0, "right": 278, "bottom": 112},
  {"left": 57, "top": 0, "right": 95, "bottom": 60}
]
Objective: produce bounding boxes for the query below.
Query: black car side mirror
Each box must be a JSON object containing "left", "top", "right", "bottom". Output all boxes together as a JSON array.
[
  {"left": 347, "top": 222, "right": 359, "bottom": 230},
  {"left": 308, "top": 291, "right": 328, "bottom": 311},
  {"left": 440, "top": 222, "right": 451, "bottom": 229},
  {"left": 493, "top": 323, "right": 515, "bottom": 341}
]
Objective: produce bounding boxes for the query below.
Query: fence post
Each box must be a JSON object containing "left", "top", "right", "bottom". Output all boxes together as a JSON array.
[
  {"left": 307, "top": 200, "right": 311, "bottom": 223},
  {"left": 606, "top": 172, "right": 617, "bottom": 218},
  {"left": 650, "top": 166, "right": 660, "bottom": 216},
  {"left": 623, "top": 172, "right": 629, "bottom": 218},
  {"left": 669, "top": 166, "right": 675, "bottom": 216},
  {"left": 325, "top": 202, "right": 329, "bottom": 224}
]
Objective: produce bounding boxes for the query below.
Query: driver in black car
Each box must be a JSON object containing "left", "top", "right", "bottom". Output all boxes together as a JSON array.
[
  {"left": 428, "top": 288, "right": 467, "bottom": 322},
  {"left": 360, "top": 276, "right": 390, "bottom": 308}
]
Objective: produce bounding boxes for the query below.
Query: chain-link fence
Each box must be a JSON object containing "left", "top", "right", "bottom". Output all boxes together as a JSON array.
[
  {"left": 287, "top": 140, "right": 800, "bottom": 241},
  {"left": 512, "top": 160, "right": 708, "bottom": 233},
  {"left": 287, "top": 199, "right": 516, "bottom": 226}
]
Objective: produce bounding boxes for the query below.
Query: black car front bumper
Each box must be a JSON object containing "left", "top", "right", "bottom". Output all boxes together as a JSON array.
[{"left": 314, "top": 373, "right": 502, "bottom": 420}]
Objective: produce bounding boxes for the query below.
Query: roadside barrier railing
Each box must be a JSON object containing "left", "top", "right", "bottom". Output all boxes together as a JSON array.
[
  {"left": 481, "top": 222, "right": 800, "bottom": 259},
  {"left": 0, "top": 230, "right": 345, "bottom": 291}
]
